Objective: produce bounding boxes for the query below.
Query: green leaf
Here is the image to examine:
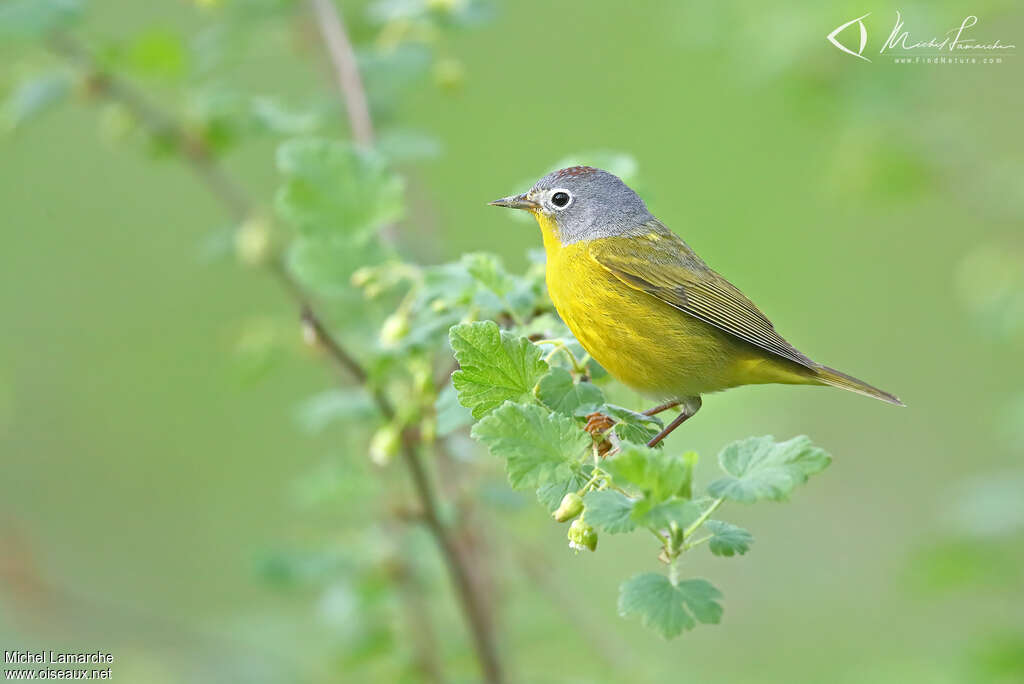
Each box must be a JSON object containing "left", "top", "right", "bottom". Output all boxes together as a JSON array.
[
  {"left": 4, "top": 72, "right": 70, "bottom": 129},
  {"left": 636, "top": 498, "right": 703, "bottom": 530},
  {"left": 286, "top": 236, "right": 388, "bottom": 298},
  {"left": 449, "top": 321, "right": 548, "bottom": 419},
  {"left": 602, "top": 404, "right": 662, "bottom": 444},
  {"left": 604, "top": 443, "right": 690, "bottom": 504},
  {"left": 471, "top": 402, "right": 589, "bottom": 490},
  {"left": 0, "top": 0, "right": 81, "bottom": 39},
  {"left": 583, "top": 490, "right": 637, "bottom": 533},
  {"left": 677, "top": 451, "right": 698, "bottom": 500},
  {"left": 705, "top": 520, "right": 753, "bottom": 557},
  {"left": 122, "top": 28, "right": 187, "bottom": 81},
  {"left": 251, "top": 97, "right": 322, "bottom": 135},
  {"left": 537, "top": 470, "right": 590, "bottom": 513},
  {"left": 376, "top": 128, "right": 441, "bottom": 162},
  {"left": 459, "top": 252, "right": 543, "bottom": 322},
  {"left": 462, "top": 252, "right": 515, "bottom": 297},
  {"left": 293, "top": 390, "right": 376, "bottom": 434},
  {"left": 707, "top": 435, "right": 832, "bottom": 503},
  {"left": 618, "top": 573, "right": 723, "bottom": 638},
  {"left": 275, "top": 138, "right": 403, "bottom": 239},
  {"left": 435, "top": 382, "right": 472, "bottom": 436},
  {"left": 536, "top": 367, "right": 604, "bottom": 416}
]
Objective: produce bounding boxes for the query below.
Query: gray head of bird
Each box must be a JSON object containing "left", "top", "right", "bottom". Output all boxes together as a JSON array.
[{"left": 489, "top": 166, "right": 655, "bottom": 245}]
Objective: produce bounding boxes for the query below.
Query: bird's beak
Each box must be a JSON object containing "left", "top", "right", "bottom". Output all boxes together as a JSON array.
[{"left": 488, "top": 193, "right": 540, "bottom": 211}]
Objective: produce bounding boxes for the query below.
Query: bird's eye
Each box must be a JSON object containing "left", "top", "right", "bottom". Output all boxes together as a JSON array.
[{"left": 551, "top": 191, "right": 571, "bottom": 208}]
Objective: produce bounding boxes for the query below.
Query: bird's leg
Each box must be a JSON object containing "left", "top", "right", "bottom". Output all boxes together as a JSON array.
[
  {"left": 643, "top": 400, "right": 681, "bottom": 416},
  {"left": 645, "top": 397, "right": 702, "bottom": 448}
]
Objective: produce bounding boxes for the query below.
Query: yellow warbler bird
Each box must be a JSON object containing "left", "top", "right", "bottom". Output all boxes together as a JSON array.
[{"left": 490, "top": 166, "right": 903, "bottom": 446}]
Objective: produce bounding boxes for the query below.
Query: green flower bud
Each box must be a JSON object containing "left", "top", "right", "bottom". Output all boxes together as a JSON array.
[
  {"left": 350, "top": 267, "right": 375, "bottom": 288},
  {"left": 426, "top": 0, "right": 458, "bottom": 13},
  {"left": 369, "top": 424, "right": 400, "bottom": 466},
  {"left": 552, "top": 492, "right": 583, "bottom": 522},
  {"left": 98, "top": 103, "right": 136, "bottom": 142},
  {"left": 380, "top": 311, "right": 410, "bottom": 346},
  {"left": 567, "top": 518, "right": 597, "bottom": 552},
  {"left": 433, "top": 58, "right": 465, "bottom": 93},
  {"left": 234, "top": 216, "right": 272, "bottom": 267}
]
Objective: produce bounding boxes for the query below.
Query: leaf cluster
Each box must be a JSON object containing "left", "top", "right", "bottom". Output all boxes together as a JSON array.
[{"left": 450, "top": 321, "right": 833, "bottom": 638}]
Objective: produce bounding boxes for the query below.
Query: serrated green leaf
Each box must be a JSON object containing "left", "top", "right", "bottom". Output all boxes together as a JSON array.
[
  {"left": 4, "top": 72, "right": 69, "bottom": 129},
  {"left": 635, "top": 498, "right": 703, "bottom": 530},
  {"left": 618, "top": 573, "right": 723, "bottom": 638},
  {"left": 707, "top": 435, "right": 832, "bottom": 503},
  {"left": 435, "top": 382, "right": 472, "bottom": 436},
  {"left": 462, "top": 252, "right": 515, "bottom": 297},
  {"left": 286, "top": 236, "right": 388, "bottom": 298},
  {"left": 275, "top": 138, "right": 403, "bottom": 239},
  {"left": 0, "top": 0, "right": 80, "bottom": 39},
  {"left": 458, "top": 252, "right": 544, "bottom": 322},
  {"left": 583, "top": 490, "right": 637, "bottom": 533},
  {"left": 602, "top": 404, "right": 662, "bottom": 444},
  {"left": 471, "top": 402, "right": 588, "bottom": 490},
  {"left": 705, "top": 520, "right": 753, "bottom": 557},
  {"left": 449, "top": 321, "right": 548, "bottom": 419},
  {"left": 535, "top": 367, "right": 604, "bottom": 416},
  {"left": 537, "top": 470, "right": 590, "bottom": 512},
  {"left": 604, "top": 443, "right": 690, "bottom": 504}
]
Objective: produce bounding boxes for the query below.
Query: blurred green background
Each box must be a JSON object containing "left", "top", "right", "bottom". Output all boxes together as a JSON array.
[{"left": 2, "top": 0, "right": 1023, "bottom": 682}]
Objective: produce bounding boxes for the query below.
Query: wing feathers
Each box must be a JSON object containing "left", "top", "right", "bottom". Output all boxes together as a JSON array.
[{"left": 590, "top": 227, "right": 815, "bottom": 370}]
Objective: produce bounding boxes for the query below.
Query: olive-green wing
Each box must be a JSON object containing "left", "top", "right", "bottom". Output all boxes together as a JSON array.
[{"left": 589, "top": 228, "right": 815, "bottom": 369}]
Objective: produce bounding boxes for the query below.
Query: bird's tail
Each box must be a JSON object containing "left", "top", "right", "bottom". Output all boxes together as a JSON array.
[{"left": 812, "top": 365, "right": 905, "bottom": 406}]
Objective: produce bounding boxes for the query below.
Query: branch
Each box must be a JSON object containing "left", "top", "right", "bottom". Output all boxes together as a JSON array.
[
  {"left": 50, "top": 32, "right": 503, "bottom": 684},
  {"left": 49, "top": 33, "right": 253, "bottom": 222},
  {"left": 307, "top": 0, "right": 375, "bottom": 146},
  {"left": 299, "top": 303, "right": 503, "bottom": 683}
]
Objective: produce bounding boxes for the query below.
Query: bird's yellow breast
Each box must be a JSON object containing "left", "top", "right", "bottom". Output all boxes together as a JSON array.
[{"left": 537, "top": 214, "right": 800, "bottom": 399}]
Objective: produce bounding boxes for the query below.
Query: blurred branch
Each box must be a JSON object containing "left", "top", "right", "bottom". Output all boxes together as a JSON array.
[
  {"left": 390, "top": 541, "right": 445, "bottom": 684},
  {"left": 307, "top": 0, "right": 375, "bottom": 146},
  {"left": 49, "top": 33, "right": 253, "bottom": 222},
  {"left": 300, "top": 296, "right": 503, "bottom": 684},
  {"left": 49, "top": 31, "right": 503, "bottom": 684}
]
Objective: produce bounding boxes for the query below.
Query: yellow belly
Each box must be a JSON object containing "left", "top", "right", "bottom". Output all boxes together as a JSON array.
[{"left": 540, "top": 224, "right": 807, "bottom": 399}]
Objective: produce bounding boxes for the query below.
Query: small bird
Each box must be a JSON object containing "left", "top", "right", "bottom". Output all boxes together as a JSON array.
[{"left": 490, "top": 166, "right": 903, "bottom": 446}]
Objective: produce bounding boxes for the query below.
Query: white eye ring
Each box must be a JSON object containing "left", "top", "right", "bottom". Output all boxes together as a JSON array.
[{"left": 550, "top": 189, "right": 572, "bottom": 209}]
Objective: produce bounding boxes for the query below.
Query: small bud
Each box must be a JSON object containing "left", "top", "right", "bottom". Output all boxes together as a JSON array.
[
  {"left": 234, "top": 216, "right": 272, "bottom": 267},
  {"left": 430, "top": 299, "right": 448, "bottom": 313},
  {"left": 380, "top": 311, "right": 410, "bottom": 346},
  {"left": 98, "top": 103, "right": 136, "bottom": 142},
  {"left": 567, "top": 518, "right": 597, "bottom": 552},
  {"left": 419, "top": 416, "right": 436, "bottom": 444},
  {"left": 426, "top": 0, "right": 459, "bottom": 13},
  {"left": 409, "top": 359, "right": 433, "bottom": 396},
  {"left": 351, "top": 267, "right": 375, "bottom": 288},
  {"left": 433, "top": 58, "right": 465, "bottom": 93},
  {"left": 369, "top": 424, "right": 401, "bottom": 466},
  {"left": 301, "top": 319, "right": 320, "bottom": 349},
  {"left": 552, "top": 493, "right": 583, "bottom": 522}
]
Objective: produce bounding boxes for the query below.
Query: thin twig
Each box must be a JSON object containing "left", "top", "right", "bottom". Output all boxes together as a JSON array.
[
  {"left": 49, "top": 32, "right": 503, "bottom": 684},
  {"left": 49, "top": 33, "right": 253, "bottom": 221},
  {"left": 307, "top": 0, "right": 375, "bottom": 146}
]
